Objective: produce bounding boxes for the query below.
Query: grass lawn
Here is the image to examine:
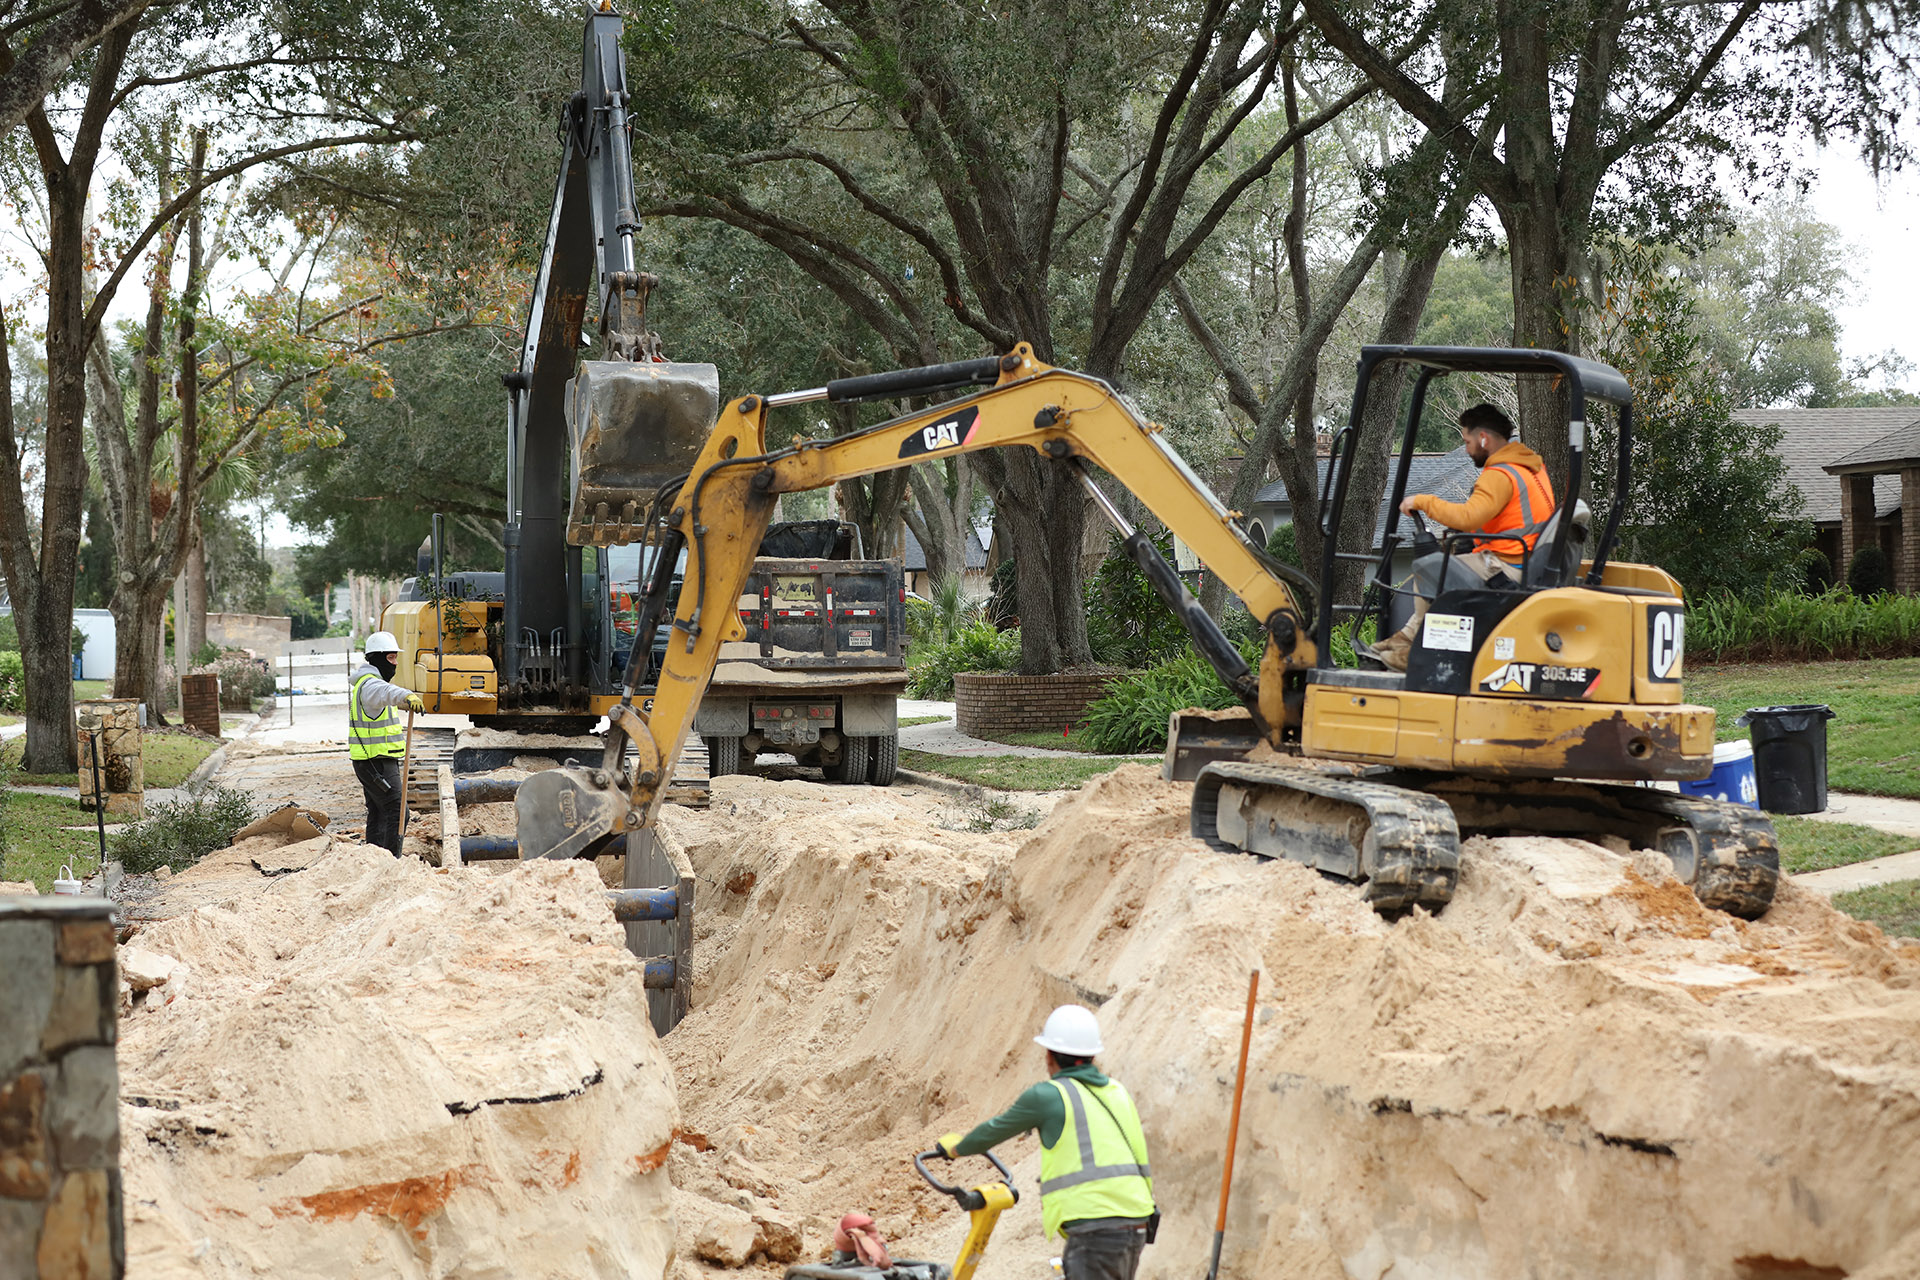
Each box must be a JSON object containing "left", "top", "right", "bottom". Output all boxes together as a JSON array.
[
  {"left": 0, "top": 793, "right": 106, "bottom": 891},
  {"left": 0, "top": 714, "right": 20, "bottom": 727},
  {"left": 899, "top": 714, "right": 950, "bottom": 728},
  {"left": 2, "top": 727, "right": 218, "bottom": 788},
  {"left": 899, "top": 748, "right": 1154, "bottom": 791},
  {"left": 1686, "top": 658, "right": 1920, "bottom": 799},
  {"left": 73, "top": 679, "right": 109, "bottom": 700},
  {"left": 1832, "top": 880, "right": 1920, "bottom": 939},
  {"left": 1774, "top": 816, "right": 1916, "bottom": 874},
  {"left": 975, "top": 726, "right": 1115, "bottom": 753}
]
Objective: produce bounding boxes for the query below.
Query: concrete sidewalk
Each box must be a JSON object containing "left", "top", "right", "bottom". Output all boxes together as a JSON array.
[
  {"left": 895, "top": 698, "right": 1151, "bottom": 760},
  {"left": 1802, "top": 791, "right": 1920, "bottom": 839}
]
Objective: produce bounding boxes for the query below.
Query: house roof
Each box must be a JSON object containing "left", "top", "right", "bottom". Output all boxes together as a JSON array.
[
  {"left": 1825, "top": 418, "right": 1920, "bottom": 473},
  {"left": 1733, "top": 407, "right": 1918, "bottom": 523},
  {"left": 901, "top": 525, "right": 988, "bottom": 573},
  {"left": 1252, "top": 450, "right": 1482, "bottom": 547}
]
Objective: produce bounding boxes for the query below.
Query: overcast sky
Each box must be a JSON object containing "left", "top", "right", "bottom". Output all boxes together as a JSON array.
[{"left": 1796, "top": 146, "right": 1920, "bottom": 379}]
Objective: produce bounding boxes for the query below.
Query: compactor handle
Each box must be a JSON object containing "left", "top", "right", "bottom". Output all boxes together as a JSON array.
[
  {"left": 826, "top": 356, "right": 1006, "bottom": 404},
  {"left": 913, "top": 1149, "right": 1018, "bottom": 1210}
]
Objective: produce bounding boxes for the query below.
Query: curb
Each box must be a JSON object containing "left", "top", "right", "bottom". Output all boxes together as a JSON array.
[
  {"left": 891, "top": 767, "right": 986, "bottom": 798},
  {"left": 182, "top": 743, "right": 229, "bottom": 795}
]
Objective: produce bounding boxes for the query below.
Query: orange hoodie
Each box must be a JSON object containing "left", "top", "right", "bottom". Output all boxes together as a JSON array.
[{"left": 1408, "top": 439, "right": 1552, "bottom": 534}]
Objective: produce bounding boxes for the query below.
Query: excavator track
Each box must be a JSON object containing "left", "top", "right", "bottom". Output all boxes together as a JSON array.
[
  {"left": 1191, "top": 761, "right": 1461, "bottom": 915},
  {"left": 1393, "top": 774, "right": 1781, "bottom": 919},
  {"left": 1190, "top": 763, "right": 1779, "bottom": 920}
]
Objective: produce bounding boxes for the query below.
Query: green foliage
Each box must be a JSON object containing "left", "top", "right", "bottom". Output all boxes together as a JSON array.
[
  {"left": 192, "top": 654, "right": 277, "bottom": 709},
  {"left": 906, "top": 621, "right": 1022, "bottom": 700},
  {"left": 1684, "top": 197, "right": 1851, "bottom": 409},
  {"left": 1688, "top": 587, "right": 1920, "bottom": 662},
  {"left": 1847, "top": 545, "right": 1893, "bottom": 597},
  {"left": 1085, "top": 532, "right": 1189, "bottom": 669},
  {"left": 1585, "top": 241, "right": 1810, "bottom": 599},
  {"left": 0, "top": 652, "right": 22, "bottom": 714},
  {"left": 907, "top": 575, "right": 982, "bottom": 648},
  {"left": 0, "top": 615, "right": 12, "bottom": 651},
  {"left": 1082, "top": 639, "right": 1266, "bottom": 755},
  {"left": 191, "top": 641, "right": 224, "bottom": 668},
  {"left": 113, "top": 787, "right": 260, "bottom": 877},
  {"left": 1265, "top": 522, "right": 1304, "bottom": 570}
]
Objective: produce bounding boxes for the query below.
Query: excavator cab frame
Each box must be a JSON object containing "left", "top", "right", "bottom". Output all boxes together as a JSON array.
[{"left": 1314, "top": 346, "right": 1636, "bottom": 666}]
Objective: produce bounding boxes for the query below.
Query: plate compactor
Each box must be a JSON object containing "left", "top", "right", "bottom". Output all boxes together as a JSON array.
[{"left": 783, "top": 1151, "right": 1019, "bottom": 1280}]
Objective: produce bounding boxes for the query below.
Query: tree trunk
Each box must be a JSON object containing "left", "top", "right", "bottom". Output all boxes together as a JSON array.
[
  {"left": 108, "top": 581, "right": 171, "bottom": 725},
  {"left": 904, "top": 458, "right": 976, "bottom": 591},
  {"left": 1502, "top": 200, "right": 1574, "bottom": 491},
  {"left": 186, "top": 519, "right": 206, "bottom": 656},
  {"left": 977, "top": 447, "right": 1091, "bottom": 673}
]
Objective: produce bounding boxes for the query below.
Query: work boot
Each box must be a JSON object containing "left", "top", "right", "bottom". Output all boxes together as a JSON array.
[{"left": 1371, "top": 631, "right": 1412, "bottom": 672}]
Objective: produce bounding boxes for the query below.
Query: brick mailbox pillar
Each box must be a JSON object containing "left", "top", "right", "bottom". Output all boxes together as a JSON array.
[
  {"left": 0, "top": 896, "right": 123, "bottom": 1279},
  {"left": 74, "top": 700, "right": 142, "bottom": 819},
  {"left": 179, "top": 674, "right": 221, "bottom": 739}
]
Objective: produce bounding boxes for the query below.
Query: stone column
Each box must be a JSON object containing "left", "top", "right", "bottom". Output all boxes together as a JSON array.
[
  {"left": 1839, "top": 473, "right": 1878, "bottom": 576},
  {"left": 0, "top": 896, "right": 123, "bottom": 1279},
  {"left": 74, "top": 700, "right": 143, "bottom": 819},
  {"left": 1902, "top": 467, "right": 1920, "bottom": 596}
]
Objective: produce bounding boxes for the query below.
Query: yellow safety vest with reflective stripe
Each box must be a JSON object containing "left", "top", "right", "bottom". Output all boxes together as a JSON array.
[
  {"left": 349, "top": 672, "right": 405, "bottom": 760},
  {"left": 1038, "top": 1077, "right": 1155, "bottom": 1239}
]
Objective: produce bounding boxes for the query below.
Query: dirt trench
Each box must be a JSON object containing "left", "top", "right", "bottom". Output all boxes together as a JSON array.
[{"left": 648, "top": 768, "right": 1920, "bottom": 1280}]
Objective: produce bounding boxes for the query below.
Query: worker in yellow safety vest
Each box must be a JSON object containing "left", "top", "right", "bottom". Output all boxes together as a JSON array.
[
  {"left": 350, "top": 631, "right": 424, "bottom": 854},
  {"left": 937, "top": 1005, "right": 1157, "bottom": 1280}
]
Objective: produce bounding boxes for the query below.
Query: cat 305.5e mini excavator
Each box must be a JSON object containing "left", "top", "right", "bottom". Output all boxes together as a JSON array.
[{"left": 515, "top": 342, "right": 1778, "bottom": 920}]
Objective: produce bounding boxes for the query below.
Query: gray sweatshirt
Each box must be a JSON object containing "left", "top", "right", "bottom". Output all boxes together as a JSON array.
[{"left": 349, "top": 662, "right": 412, "bottom": 715}]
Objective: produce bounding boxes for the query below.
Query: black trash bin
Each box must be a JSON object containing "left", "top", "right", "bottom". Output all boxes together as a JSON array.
[{"left": 1735, "top": 704, "right": 1837, "bottom": 815}]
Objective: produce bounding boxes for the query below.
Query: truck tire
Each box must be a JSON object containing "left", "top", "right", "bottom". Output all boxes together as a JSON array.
[
  {"left": 825, "top": 735, "right": 871, "bottom": 784},
  {"left": 705, "top": 735, "right": 742, "bottom": 777},
  {"left": 868, "top": 733, "right": 900, "bottom": 786}
]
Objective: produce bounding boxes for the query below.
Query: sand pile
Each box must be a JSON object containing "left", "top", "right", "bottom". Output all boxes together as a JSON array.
[
  {"left": 116, "top": 833, "right": 678, "bottom": 1279},
  {"left": 653, "top": 767, "right": 1920, "bottom": 1280}
]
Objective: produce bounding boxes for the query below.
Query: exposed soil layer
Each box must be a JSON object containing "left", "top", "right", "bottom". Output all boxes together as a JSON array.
[
  {"left": 651, "top": 768, "right": 1920, "bottom": 1280},
  {"left": 117, "top": 836, "right": 677, "bottom": 1279}
]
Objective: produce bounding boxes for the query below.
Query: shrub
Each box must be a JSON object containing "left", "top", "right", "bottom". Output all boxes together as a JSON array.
[
  {"left": 1847, "top": 545, "right": 1893, "bottom": 597},
  {"left": 1688, "top": 586, "right": 1920, "bottom": 662},
  {"left": 1082, "top": 651, "right": 1246, "bottom": 754},
  {"left": 192, "top": 653, "right": 276, "bottom": 709},
  {"left": 113, "top": 786, "right": 260, "bottom": 875},
  {"left": 191, "top": 640, "right": 223, "bottom": 668},
  {"left": 0, "top": 651, "right": 22, "bottom": 714},
  {"left": 908, "top": 574, "right": 983, "bottom": 648},
  {"left": 907, "top": 620, "right": 1021, "bottom": 699},
  {"left": 1085, "top": 531, "right": 1190, "bottom": 669}
]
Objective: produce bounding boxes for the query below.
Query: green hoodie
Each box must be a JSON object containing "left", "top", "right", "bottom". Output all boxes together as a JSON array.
[{"left": 952, "top": 1063, "right": 1111, "bottom": 1156}]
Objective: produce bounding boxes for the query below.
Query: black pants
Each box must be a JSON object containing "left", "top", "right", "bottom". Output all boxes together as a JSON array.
[
  {"left": 353, "top": 755, "right": 403, "bottom": 854},
  {"left": 1062, "top": 1226, "right": 1146, "bottom": 1280}
]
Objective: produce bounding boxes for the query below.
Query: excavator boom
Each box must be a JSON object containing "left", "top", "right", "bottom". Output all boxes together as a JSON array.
[{"left": 515, "top": 344, "right": 1778, "bottom": 922}]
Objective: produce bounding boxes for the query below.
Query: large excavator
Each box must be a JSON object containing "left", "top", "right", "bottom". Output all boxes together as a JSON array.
[{"left": 515, "top": 342, "right": 1780, "bottom": 920}]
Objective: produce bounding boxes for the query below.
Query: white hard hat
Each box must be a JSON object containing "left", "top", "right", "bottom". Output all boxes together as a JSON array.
[
  {"left": 364, "top": 631, "right": 400, "bottom": 655},
  {"left": 1034, "top": 1004, "right": 1103, "bottom": 1057}
]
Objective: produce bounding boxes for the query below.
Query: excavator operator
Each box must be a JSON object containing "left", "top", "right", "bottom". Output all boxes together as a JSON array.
[{"left": 1370, "top": 402, "right": 1556, "bottom": 671}]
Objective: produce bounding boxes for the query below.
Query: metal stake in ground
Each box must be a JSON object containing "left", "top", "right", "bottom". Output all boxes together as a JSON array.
[
  {"left": 86, "top": 725, "right": 107, "bottom": 874},
  {"left": 398, "top": 709, "right": 416, "bottom": 842},
  {"left": 1205, "top": 968, "right": 1260, "bottom": 1280}
]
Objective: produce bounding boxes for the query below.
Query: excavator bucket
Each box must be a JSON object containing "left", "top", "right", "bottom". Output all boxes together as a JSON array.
[
  {"left": 567, "top": 360, "right": 720, "bottom": 546},
  {"left": 1163, "top": 706, "right": 1263, "bottom": 781}
]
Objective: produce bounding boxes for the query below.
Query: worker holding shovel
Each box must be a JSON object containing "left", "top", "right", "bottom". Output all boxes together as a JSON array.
[
  {"left": 937, "top": 1004, "right": 1157, "bottom": 1280},
  {"left": 349, "top": 632, "right": 425, "bottom": 855}
]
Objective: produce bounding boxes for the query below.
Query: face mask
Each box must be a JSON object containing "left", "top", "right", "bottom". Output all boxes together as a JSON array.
[{"left": 371, "top": 654, "right": 398, "bottom": 681}]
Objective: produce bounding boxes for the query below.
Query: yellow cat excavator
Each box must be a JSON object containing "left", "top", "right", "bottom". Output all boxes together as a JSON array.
[{"left": 516, "top": 343, "right": 1778, "bottom": 919}]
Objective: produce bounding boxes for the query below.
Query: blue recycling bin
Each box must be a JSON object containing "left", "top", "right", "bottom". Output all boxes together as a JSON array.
[{"left": 71, "top": 652, "right": 82, "bottom": 679}]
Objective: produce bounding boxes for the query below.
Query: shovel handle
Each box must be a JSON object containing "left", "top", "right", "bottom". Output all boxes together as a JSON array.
[{"left": 398, "top": 709, "right": 416, "bottom": 838}]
